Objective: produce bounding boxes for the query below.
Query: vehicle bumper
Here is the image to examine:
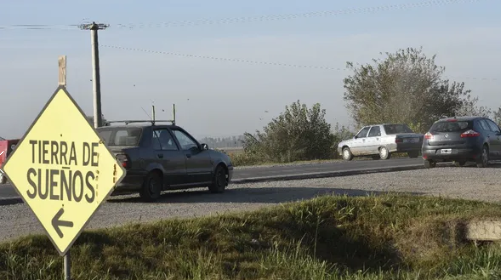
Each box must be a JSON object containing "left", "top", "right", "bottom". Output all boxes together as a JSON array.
[
  {"left": 388, "top": 143, "right": 422, "bottom": 153},
  {"left": 112, "top": 171, "right": 145, "bottom": 194},
  {"left": 422, "top": 147, "right": 482, "bottom": 161}
]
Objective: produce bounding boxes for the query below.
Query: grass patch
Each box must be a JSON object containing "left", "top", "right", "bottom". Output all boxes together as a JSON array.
[{"left": 2, "top": 194, "right": 501, "bottom": 279}]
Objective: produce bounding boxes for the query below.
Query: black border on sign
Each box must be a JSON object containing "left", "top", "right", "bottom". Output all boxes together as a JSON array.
[{"left": 0, "top": 85, "right": 127, "bottom": 257}]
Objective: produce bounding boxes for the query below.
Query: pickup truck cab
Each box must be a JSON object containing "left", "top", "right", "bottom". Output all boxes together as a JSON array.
[
  {"left": 0, "top": 138, "right": 20, "bottom": 184},
  {"left": 337, "top": 123, "right": 423, "bottom": 160}
]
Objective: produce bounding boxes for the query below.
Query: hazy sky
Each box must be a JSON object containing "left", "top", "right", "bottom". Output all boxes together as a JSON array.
[{"left": 1, "top": 0, "right": 500, "bottom": 139}]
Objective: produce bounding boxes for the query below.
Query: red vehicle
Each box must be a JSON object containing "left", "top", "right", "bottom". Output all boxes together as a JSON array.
[{"left": 0, "top": 138, "right": 19, "bottom": 184}]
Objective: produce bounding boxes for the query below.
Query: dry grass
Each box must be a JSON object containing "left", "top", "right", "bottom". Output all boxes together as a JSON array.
[
  {"left": 2, "top": 194, "right": 501, "bottom": 279},
  {"left": 221, "top": 148, "right": 413, "bottom": 167}
]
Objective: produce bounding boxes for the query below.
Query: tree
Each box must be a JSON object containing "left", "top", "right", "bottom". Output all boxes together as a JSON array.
[
  {"left": 454, "top": 95, "right": 492, "bottom": 118},
  {"left": 493, "top": 107, "right": 501, "bottom": 126},
  {"left": 242, "top": 101, "right": 335, "bottom": 163},
  {"left": 343, "top": 47, "right": 480, "bottom": 133},
  {"left": 332, "top": 122, "right": 354, "bottom": 144}
]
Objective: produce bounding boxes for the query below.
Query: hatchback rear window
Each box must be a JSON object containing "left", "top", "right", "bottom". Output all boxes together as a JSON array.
[
  {"left": 96, "top": 127, "right": 143, "bottom": 146},
  {"left": 430, "top": 121, "right": 472, "bottom": 132}
]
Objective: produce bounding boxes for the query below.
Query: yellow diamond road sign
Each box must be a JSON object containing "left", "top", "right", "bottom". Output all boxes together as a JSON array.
[{"left": 1, "top": 86, "right": 126, "bottom": 256}]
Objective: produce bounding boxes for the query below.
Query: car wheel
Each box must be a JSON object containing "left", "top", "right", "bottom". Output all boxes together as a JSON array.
[
  {"left": 408, "top": 151, "right": 419, "bottom": 158},
  {"left": 424, "top": 160, "right": 436, "bottom": 168},
  {"left": 209, "top": 164, "right": 228, "bottom": 194},
  {"left": 379, "top": 147, "right": 391, "bottom": 160},
  {"left": 454, "top": 161, "right": 466, "bottom": 167},
  {"left": 342, "top": 147, "right": 354, "bottom": 161},
  {"left": 476, "top": 146, "right": 489, "bottom": 168},
  {"left": 140, "top": 172, "right": 162, "bottom": 202}
]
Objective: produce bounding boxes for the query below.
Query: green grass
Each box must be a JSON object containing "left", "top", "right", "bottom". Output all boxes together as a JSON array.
[{"left": 2, "top": 194, "right": 501, "bottom": 279}]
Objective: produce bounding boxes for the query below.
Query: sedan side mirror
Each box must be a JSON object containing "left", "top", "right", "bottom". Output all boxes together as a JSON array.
[{"left": 201, "top": 143, "right": 209, "bottom": 150}]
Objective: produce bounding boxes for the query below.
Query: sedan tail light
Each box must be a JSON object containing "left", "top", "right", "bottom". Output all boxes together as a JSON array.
[
  {"left": 395, "top": 138, "right": 403, "bottom": 143},
  {"left": 116, "top": 154, "right": 129, "bottom": 168},
  {"left": 424, "top": 132, "right": 433, "bottom": 139},
  {"left": 460, "top": 129, "right": 480, "bottom": 138}
]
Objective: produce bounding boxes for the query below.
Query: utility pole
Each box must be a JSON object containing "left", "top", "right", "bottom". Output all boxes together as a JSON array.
[
  {"left": 79, "top": 22, "right": 109, "bottom": 129},
  {"left": 57, "top": 55, "right": 71, "bottom": 280},
  {"left": 58, "top": 55, "right": 67, "bottom": 87}
]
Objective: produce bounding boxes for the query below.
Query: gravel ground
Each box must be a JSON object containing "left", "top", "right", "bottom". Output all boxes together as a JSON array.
[{"left": 1, "top": 164, "right": 500, "bottom": 243}]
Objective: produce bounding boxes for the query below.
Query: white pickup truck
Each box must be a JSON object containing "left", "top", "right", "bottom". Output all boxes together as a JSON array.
[{"left": 337, "top": 123, "right": 424, "bottom": 160}]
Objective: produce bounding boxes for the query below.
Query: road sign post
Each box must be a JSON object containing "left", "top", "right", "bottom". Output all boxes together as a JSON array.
[{"left": 0, "top": 86, "right": 126, "bottom": 279}]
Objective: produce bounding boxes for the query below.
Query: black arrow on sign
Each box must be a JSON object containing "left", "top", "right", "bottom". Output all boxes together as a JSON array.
[{"left": 52, "top": 208, "right": 74, "bottom": 238}]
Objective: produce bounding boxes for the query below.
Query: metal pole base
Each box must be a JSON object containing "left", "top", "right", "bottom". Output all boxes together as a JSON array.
[{"left": 64, "top": 252, "right": 71, "bottom": 280}]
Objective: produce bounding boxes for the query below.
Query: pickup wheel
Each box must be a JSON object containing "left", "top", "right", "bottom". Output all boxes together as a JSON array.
[
  {"left": 379, "top": 147, "right": 391, "bottom": 160},
  {"left": 209, "top": 164, "right": 228, "bottom": 193},
  {"left": 140, "top": 172, "right": 162, "bottom": 202},
  {"left": 342, "top": 147, "right": 354, "bottom": 161},
  {"left": 408, "top": 151, "right": 419, "bottom": 158},
  {"left": 424, "top": 160, "right": 436, "bottom": 168}
]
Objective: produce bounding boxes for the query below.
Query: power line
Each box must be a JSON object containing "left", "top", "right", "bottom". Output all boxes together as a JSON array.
[
  {"left": 0, "top": 24, "right": 79, "bottom": 30},
  {"left": 0, "top": 0, "right": 487, "bottom": 30},
  {"left": 100, "top": 44, "right": 347, "bottom": 71},
  {"left": 100, "top": 44, "right": 500, "bottom": 81},
  {"left": 113, "top": 0, "right": 487, "bottom": 29}
]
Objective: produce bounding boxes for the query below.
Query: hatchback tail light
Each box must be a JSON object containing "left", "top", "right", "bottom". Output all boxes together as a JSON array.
[
  {"left": 460, "top": 129, "right": 480, "bottom": 138},
  {"left": 116, "top": 154, "right": 129, "bottom": 168},
  {"left": 424, "top": 132, "right": 433, "bottom": 139}
]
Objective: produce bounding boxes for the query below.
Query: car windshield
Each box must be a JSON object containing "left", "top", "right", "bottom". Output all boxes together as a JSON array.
[
  {"left": 96, "top": 127, "right": 143, "bottom": 146},
  {"left": 430, "top": 121, "right": 472, "bottom": 133},
  {"left": 383, "top": 124, "right": 414, "bottom": 134}
]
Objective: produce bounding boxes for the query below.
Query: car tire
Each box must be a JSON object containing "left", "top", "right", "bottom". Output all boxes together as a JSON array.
[
  {"left": 454, "top": 161, "right": 466, "bottom": 167},
  {"left": 424, "top": 160, "right": 436, "bottom": 168},
  {"left": 379, "top": 147, "right": 391, "bottom": 160},
  {"left": 476, "top": 146, "right": 489, "bottom": 168},
  {"left": 342, "top": 147, "right": 354, "bottom": 161},
  {"left": 140, "top": 172, "right": 162, "bottom": 202},
  {"left": 209, "top": 164, "right": 228, "bottom": 194},
  {"left": 408, "top": 151, "right": 419, "bottom": 158}
]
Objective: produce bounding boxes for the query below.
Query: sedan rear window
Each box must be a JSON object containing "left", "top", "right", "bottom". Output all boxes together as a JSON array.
[
  {"left": 430, "top": 121, "right": 472, "bottom": 132},
  {"left": 96, "top": 127, "right": 143, "bottom": 146},
  {"left": 383, "top": 124, "right": 414, "bottom": 134}
]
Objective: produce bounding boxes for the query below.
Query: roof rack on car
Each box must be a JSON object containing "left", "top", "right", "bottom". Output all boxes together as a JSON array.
[
  {"left": 105, "top": 120, "right": 176, "bottom": 126},
  {"left": 104, "top": 104, "right": 177, "bottom": 126}
]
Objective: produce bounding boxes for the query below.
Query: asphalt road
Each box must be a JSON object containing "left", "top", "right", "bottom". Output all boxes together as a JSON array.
[
  {"left": 0, "top": 157, "right": 422, "bottom": 200},
  {"left": 2, "top": 164, "right": 500, "bottom": 243}
]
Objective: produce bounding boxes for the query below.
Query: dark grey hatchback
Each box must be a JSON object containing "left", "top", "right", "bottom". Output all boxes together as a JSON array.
[{"left": 422, "top": 116, "right": 501, "bottom": 168}]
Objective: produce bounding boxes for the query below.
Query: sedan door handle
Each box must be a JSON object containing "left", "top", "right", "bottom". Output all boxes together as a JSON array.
[
  {"left": 157, "top": 153, "right": 164, "bottom": 158},
  {"left": 186, "top": 153, "right": 192, "bottom": 159}
]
